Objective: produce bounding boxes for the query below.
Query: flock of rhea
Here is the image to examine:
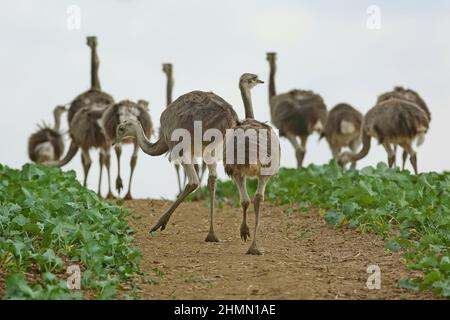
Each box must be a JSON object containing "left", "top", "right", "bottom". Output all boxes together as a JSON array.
[{"left": 27, "top": 36, "right": 431, "bottom": 255}]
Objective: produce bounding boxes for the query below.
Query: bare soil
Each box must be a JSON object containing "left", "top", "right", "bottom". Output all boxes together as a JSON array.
[{"left": 124, "top": 199, "right": 436, "bottom": 300}]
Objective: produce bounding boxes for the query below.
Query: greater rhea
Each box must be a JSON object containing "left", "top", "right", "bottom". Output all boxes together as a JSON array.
[
  {"left": 114, "top": 91, "right": 239, "bottom": 242},
  {"left": 377, "top": 86, "right": 431, "bottom": 170},
  {"left": 322, "top": 103, "right": 363, "bottom": 168},
  {"left": 224, "top": 73, "right": 280, "bottom": 255},
  {"left": 101, "top": 100, "right": 153, "bottom": 199},
  {"left": 338, "top": 97, "right": 429, "bottom": 174},
  {"left": 56, "top": 36, "right": 115, "bottom": 197},
  {"left": 266, "top": 52, "right": 327, "bottom": 168},
  {"left": 28, "top": 105, "right": 67, "bottom": 163}
]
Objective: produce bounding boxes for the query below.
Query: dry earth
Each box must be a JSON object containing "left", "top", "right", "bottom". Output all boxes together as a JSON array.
[{"left": 124, "top": 199, "right": 436, "bottom": 300}]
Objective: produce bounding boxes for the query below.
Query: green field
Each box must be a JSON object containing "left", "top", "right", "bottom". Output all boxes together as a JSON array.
[
  {"left": 1, "top": 163, "right": 449, "bottom": 299},
  {"left": 0, "top": 164, "right": 141, "bottom": 299}
]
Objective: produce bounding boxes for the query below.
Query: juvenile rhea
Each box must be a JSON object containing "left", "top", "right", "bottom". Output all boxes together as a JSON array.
[
  {"left": 321, "top": 103, "right": 363, "bottom": 169},
  {"left": 338, "top": 97, "right": 429, "bottom": 174},
  {"left": 101, "top": 99, "right": 153, "bottom": 199},
  {"left": 28, "top": 105, "right": 67, "bottom": 163},
  {"left": 224, "top": 73, "right": 281, "bottom": 255},
  {"left": 377, "top": 86, "right": 431, "bottom": 170},
  {"left": 114, "top": 90, "right": 239, "bottom": 242}
]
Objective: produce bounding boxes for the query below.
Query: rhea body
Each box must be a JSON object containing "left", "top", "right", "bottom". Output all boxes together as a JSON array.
[
  {"left": 57, "top": 36, "right": 115, "bottom": 197},
  {"left": 377, "top": 86, "right": 431, "bottom": 170},
  {"left": 115, "top": 90, "right": 239, "bottom": 242},
  {"left": 101, "top": 99, "right": 152, "bottom": 199},
  {"left": 322, "top": 103, "right": 363, "bottom": 168},
  {"left": 28, "top": 105, "right": 67, "bottom": 163},
  {"left": 338, "top": 98, "right": 429, "bottom": 174},
  {"left": 224, "top": 73, "right": 280, "bottom": 255}
]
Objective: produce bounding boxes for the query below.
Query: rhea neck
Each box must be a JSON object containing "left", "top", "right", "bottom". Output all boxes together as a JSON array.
[
  {"left": 90, "top": 44, "right": 101, "bottom": 90},
  {"left": 165, "top": 72, "right": 173, "bottom": 106},
  {"left": 53, "top": 110, "right": 63, "bottom": 132},
  {"left": 132, "top": 122, "right": 163, "bottom": 156},
  {"left": 239, "top": 82, "right": 255, "bottom": 119},
  {"left": 268, "top": 61, "right": 277, "bottom": 101}
]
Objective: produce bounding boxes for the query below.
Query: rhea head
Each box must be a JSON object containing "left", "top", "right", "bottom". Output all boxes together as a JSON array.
[
  {"left": 337, "top": 151, "right": 353, "bottom": 167},
  {"left": 114, "top": 119, "right": 140, "bottom": 145},
  {"left": 54, "top": 105, "right": 67, "bottom": 115},
  {"left": 162, "top": 63, "right": 173, "bottom": 75},
  {"left": 86, "top": 36, "right": 97, "bottom": 48},
  {"left": 239, "top": 73, "right": 264, "bottom": 89},
  {"left": 266, "top": 52, "right": 277, "bottom": 65}
]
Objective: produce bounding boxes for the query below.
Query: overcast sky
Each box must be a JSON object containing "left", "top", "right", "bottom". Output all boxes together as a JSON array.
[{"left": 1, "top": 0, "right": 449, "bottom": 199}]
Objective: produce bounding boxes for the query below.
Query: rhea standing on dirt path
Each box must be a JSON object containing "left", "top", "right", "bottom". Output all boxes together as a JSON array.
[
  {"left": 224, "top": 73, "right": 280, "bottom": 255},
  {"left": 114, "top": 90, "right": 239, "bottom": 242}
]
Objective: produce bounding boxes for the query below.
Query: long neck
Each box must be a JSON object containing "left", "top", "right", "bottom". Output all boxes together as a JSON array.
[
  {"left": 166, "top": 73, "right": 173, "bottom": 106},
  {"left": 351, "top": 130, "right": 371, "bottom": 162},
  {"left": 240, "top": 84, "right": 254, "bottom": 119},
  {"left": 268, "top": 62, "right": 277, "bottom": 101},
  {"left": 134, "top": 123, "right": 166, "bottom": 156},
  {"left": 53, "top": 111, "right": 62, "bottom": 132},
  {"left": 90, "top": 45, "right": 101, "bottom": 90}
]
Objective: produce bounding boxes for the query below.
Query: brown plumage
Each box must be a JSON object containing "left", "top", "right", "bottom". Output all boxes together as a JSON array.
[
  {"left": 68, "top": 88, "right": 114, "bottom": 124},
  {"left": 322, "top": 103, "right": 363, "bottom": 168},
  {"left": 266, "top": 52, "right": 327, "bottom": 167},
  {"left": 338, "top": 98, "right": 429, "bottom": 174},
  {"left": 28, "top": 105, "right": 66, "bottom": 163},
  {"left": 56, "top": 36, "right": 115, "bottom": 197},
  {"left": 101, "top": 99, "right": 153, "bottom": 199},
  {"left": 28, "top": 128, "right": 64, "bottom": 163},
  {"left": 224, "top": 73, "right": 280, "bottom": 255},
  {"left": 115, "top": 90, "right": 239, "bottom": 243},
  {"left": 377, "top": 86, "right": 431, "bottom": 170},
  {"left": 377, "top": 86, "right": 431, "bottom": 121}
]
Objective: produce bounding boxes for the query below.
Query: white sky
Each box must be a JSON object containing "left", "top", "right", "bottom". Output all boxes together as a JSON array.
[{"left": 1, "top": 0, "right": 449, "bottom": 199}]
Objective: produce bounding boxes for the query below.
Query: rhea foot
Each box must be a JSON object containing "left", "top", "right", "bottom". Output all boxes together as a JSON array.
[
  {"left": 124, "top": 192, "right": 133, "bottom": 200},
  {"left": 106, "top": 192, "right": 115, "bottom": 200},
  {"left": 246, "top": 243, "right": 262, "bottom": 255},
  {"left": 240, "top": 223, "right": 250, "bottom": 241},
  {"left": 205, "top": 231, "right": 219, "bottom": 242},
  {"left": 150, "top": 217, "right": 170, "bottom": 233},
  {"left": 116, "top": 177, "right": 123, "bottom": 194}
]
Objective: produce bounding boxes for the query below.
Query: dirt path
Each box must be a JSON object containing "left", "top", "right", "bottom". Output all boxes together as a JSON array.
[{"left": 125, "top": 199, "right": 435, "bottom": 300}]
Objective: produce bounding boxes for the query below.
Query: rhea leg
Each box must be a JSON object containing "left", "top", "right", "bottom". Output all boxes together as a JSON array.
[
  {"left": 402, "top": 150, "right": 409, "bottom": 171},
  {"left": 124, "top": 142, "right": 139, "bottom": 200},
  {"left": 97, "top": 150, "right": 105, "bottom": 197},
  {"left": 286, "top": 133, "right": 303, "bottom": 169},
  {"left": 198, "top": 161, "right": 207, "bottom": 185},
  {"left": 247, "top": 175, "right": 269, "bottom": 255},
  {"left": 104, "top": 147, "right": 114, "bottom": 199},
  {"left": 174, "top": 163, "right": 183, "bottom": 195},
  {"left": 298, "top": 135, "right": 308, "bottom": 167},
  {"left": 331, "top": 145, "right": 341, "bottom": 166},
  {"left": 115, "top": 144, "right": 123, "bottom": 194},
  {"left": 349, "top": 139, "right": 360, "bottom": 170},
  {"left": 383, "top": 143, "right": 396, "bottom": 168},
  {"left": 150, "top": 163, "right": 199, "bottom": 233},
  {"left": 205, "top": 163, "right": 219, "bottom": 242},
  {"left": 233, "top": 175, "right": 251, "bottom": 241},
  {"left": 400, "top": 143, "right": 418, "bottom": 175},
  {"left": 81, "top": 148, "right": 91, "bottom": 187}
]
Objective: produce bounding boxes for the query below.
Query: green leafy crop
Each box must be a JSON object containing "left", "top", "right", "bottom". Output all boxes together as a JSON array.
[
  {"left": 196, "top": 162, "right": 450, "bottom": 298},
  {"left": 0, "top": 164, "right": 141, "bottom": 299}
]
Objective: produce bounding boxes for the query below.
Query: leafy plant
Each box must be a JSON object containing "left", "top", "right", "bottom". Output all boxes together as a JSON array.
[
  {"left": 0, "top": 164, "right": 141, "bottom": 299},
  {"left": 191, "top": 162, "right": 450, "bottom": 297}
]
